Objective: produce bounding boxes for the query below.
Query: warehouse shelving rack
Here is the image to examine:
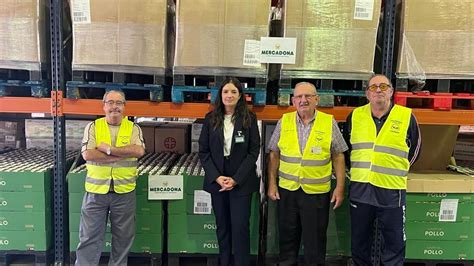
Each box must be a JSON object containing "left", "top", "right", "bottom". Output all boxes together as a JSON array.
[{"left": 0, "top": 0, "right": 473, "bottom": 264}]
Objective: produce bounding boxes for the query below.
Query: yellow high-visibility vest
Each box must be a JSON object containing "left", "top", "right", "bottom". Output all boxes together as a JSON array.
[
  {"left": 278, "top": 111, "right": 332, "bottom": 194},
  {"left": 350, "top": 104, "right": 411, "bottom": 189},
  {"left": 85, "top": 117, "right": 138, "bottom": 194}
]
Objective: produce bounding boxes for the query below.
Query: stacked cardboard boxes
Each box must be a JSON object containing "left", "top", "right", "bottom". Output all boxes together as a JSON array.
[
  {"left": 282, "top": 0, "right": 381, "bottom": 79},
  {"left": 397, "top": 0, "right": 474, "bottom": 79},
  {"left": 406, "top": 193, "right": 474, "bottom": 260},
  {"left": 174, "top": 0, "right": 269, "bottom": 76},
  {"left": 0, "top": 0, "right": 48, "bottom": 71},
  {"left": 25, "top": 119, "right": 91, "bottom": 151},
  {"left": 70, "top": 0, "right": 168, "bottom": 75},
  {"left": 0, "top": 121, "right": 24, "bottom": 149}
]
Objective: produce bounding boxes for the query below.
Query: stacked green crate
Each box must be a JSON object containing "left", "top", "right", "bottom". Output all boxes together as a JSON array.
[
  {"left": 406, "top": 193, "right": 474, "bottom": 260},
  {"left": 167, "top": 153, "right": 260, "bottom": 255},
  {"left": 68, "top": 152, "right": 176, "bottom": 254},
  {"left": 0, "top": 149, "right": 76, "bottom": 251},
  {"left": 265, "top": 179, "right": 351, "bottom": 257}
]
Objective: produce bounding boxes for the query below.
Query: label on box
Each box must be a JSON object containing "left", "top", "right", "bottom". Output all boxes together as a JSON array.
[
  {"left": 4, "top": 135, "right": 15, "bottom": 142},
  {"left": 148, "top": 175, "right": 183, "bottom": 200},
  {"left": 72, "top": 0, "right": 91, "bottom": 24},
  {"left": 243, "top": 40, "right": 261, "bottom": 67},
  {"left": 439, "top": 199, "right": 458, "bottom": 222},
  {"left": 194, "top": 190, "right": 212, "bottom": 214},
  {"left": 354, "top": 0, "right": 374, "bottom": 21},
  {"left": 259, "top": 37, "right": 297, "bottom": 64}
]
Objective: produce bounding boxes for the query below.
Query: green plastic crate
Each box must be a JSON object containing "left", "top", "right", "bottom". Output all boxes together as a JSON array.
[
  {"left": 0, "top": 191, "right": 50, "bottom": 212},
  {"left": 0, "top": 171, "right": 52, "bottom": 192},
  {"left": 0, "top": 210, "right": 51, "bottom": 232},
  {"left": 406, "top": 239, "right": 474, "bottom": 260},
  {"left": 406, "top": 221, "right": 474, "bottom": 241},
  {"left": 0, "top": 230, "right": 51, "bottom": 251}
]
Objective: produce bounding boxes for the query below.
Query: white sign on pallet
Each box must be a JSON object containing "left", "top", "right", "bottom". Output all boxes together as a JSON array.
[
  {"left": 148, "top": 175, "right": 183, "bottom": 200},
  {"left": 259, "top": 37, "right": 297, "bottom": 64}
]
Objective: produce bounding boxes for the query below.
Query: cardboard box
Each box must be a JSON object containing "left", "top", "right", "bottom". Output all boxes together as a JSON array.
[
  {"left": 0, "top": 230, "right": 51, "bottom": 251},
  {"left": 407, "top": 172, "right": 474, "bottom": 193},
  {"left": 397, "top": 0, "right": 474, "bottom": 78},
  {"left": 174, "top": 0, "right": 269, "bottom": 73},
  {"left": 0, "top": 0, "right": 48, "bottom": 71},
  {"left": 406, "top": 202, "right": 474, "bottom": 222},
  {"left": 406, "top": 239, "right": 474, "bottom": 260},
  {"left": 71, "top": 0, "right": 167, "bottom": 74},
  {"left": 282, "top": 0, "right": 381, "bottom": 77},
  {"left": 406, "top": 221, "right": 474, "bottom": 241},
  {"left": 154, "top": 126, "right": 189, "bottom": 153},
  {"left": 0, "top": 171, "right": 51, "bottom": 192},
  {"left": 140, "top": 126, "right": 155, "bottom": 153},
  {"left": 406, "top": 193, "right": 474, "bottom": 203},
  {"left": 411, "top": 125, "right": 459, "bottom": 171},
  {"left": 0, "top": 211, "right": 51, "bottom": 232}
]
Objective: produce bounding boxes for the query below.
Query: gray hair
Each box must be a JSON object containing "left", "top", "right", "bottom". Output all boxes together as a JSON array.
[
  {"left": 294, "top": 82, "right": 317, "bottom": 94},
  {"left": 103, "top": 90, "right": 126, "bottom": 103},
  {"left": 368, "top": 74, "right": 393, "bottom": 88}
]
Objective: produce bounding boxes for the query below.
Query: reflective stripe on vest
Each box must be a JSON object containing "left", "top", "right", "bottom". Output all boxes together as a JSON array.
[
  {"left": 350, "top": 104, "right": 411, "bottom": 190},
  {"left": 277, "top": 111, "right": 333, "bottom": 194},
  {"left": 85, "top": 117, "right": 138, "bottom": 194}
]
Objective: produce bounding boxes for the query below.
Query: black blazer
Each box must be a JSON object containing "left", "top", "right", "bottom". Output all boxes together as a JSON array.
[{"left": 198, "top": 112, "right": 261, "bottom": 196}]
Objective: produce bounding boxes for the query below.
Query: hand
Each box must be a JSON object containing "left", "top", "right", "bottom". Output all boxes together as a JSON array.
[
  {"left": 331, "top": 186, "right": 344, "bottom": 209},
  {"left": 97, "top": 142, "right": 111, "bottom": 154},
  {"left": 267, "top": 183, "right": 280, "bottom": 201},
  {"left": 218, "top": 176, "right": 236, "bottom": 192}
]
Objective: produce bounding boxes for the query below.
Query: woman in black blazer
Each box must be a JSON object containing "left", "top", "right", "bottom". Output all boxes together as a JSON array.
[{"left": 198, "top": 77, "right": 261, "bottom": 266}]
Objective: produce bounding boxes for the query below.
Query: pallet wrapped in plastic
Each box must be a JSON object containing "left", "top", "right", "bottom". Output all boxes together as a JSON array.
[
  {"left": 282, "top": 0, "right": 381, "bottom": 79},
  {"left": 396, "top": 0, "right": 474, "bottom": 79},
  {"left": 0, "top": 0, "right": 48, "bottom": 71},
  {"left": 174, "top": 0, "right": 270, "bottom": 77},
  {"left": 70, "top": 0, "right": 168, "bottom": 75}
]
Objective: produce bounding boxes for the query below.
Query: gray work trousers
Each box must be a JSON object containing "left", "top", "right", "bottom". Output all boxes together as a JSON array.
[{"left": 75, "top": 191, "right": 136, "bottom": 266}]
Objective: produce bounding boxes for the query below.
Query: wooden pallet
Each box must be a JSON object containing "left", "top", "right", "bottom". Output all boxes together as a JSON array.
[
  {"left": 66, "top": 81, "right": 164, "bottom": 102},
  {"left": 0, "top": 250, "right": 52, "bottom": 266}
]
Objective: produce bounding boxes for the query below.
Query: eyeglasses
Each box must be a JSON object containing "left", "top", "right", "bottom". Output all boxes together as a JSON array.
[
  {"left": 104, "top": 100, "right": 125, "bottom": 106},
  {"left": 367, "top": 83, "right": 391, "bottom": 92},
  {"left": 293, "top": 94, "right": 317, "bottom": 100}
]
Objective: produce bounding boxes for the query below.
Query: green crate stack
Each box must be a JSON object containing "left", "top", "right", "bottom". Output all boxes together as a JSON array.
[
  {"left": 406, "top": 193, "right": 474, "bottom": 260},
  {"left": 67, "top": 152, "right": 179, "bottom": 254},
  {"left": 265, "top": 179, "right": 351, "bottom": 258},
  {"left": 167, "top": 153, "right": 260, "bottom": 255},
  {"left": 0, "top": 149, "right": 77, "bottom": 251}
]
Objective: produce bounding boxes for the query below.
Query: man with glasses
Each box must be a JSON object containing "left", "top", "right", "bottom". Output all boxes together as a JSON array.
[
  {"left": 76, "top": 90, "right": 145, "bottom": 265},
  {"left": 343, "top": 74, "right": 421, "bottom": 265},
  {"left": 267, "top": 82, "right": 347, "bottom": 265}
]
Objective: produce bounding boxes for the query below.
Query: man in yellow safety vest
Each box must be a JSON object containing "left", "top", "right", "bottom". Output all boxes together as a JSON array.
[
  {"left": 344, "top": 74, "right": 421, "bottom": 265},
  {"left": 267, "top": 82, "right": 347, "bottom": 265},
  {"left": 75, "top": 90, "right": 145, "bottom": 265}
]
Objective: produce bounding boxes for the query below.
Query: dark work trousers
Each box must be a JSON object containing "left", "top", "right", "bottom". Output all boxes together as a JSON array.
[
  {"left": 278, "top": 187, "right": 330, "bottom": 266},
  {"left": 211, "top": 158, "right": 252, "bottom": 266},
  {"left": 350, "top": 201, "right": 406, "bottom": 266}
]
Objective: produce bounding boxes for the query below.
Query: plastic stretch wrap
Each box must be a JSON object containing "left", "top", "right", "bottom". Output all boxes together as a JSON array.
[
  {"left": 0, "top": 0, "right": 47, "bottom": 71},
  {"left": 71, "top": 0, "right": 167, "bottom": 75},
  {"left": 174, "top": 0, "right": 270, "bottom": 76},
  {"left": 396, "top": 0, "right": 474, "bottom": 79},
  {"left": 282, "top": 0, "right": 381, "bottom": 79}
]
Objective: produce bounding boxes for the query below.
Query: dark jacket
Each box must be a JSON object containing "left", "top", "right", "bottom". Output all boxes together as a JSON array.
[{"left": 198, "top": 112, "right": 261, "bottom": 196}]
